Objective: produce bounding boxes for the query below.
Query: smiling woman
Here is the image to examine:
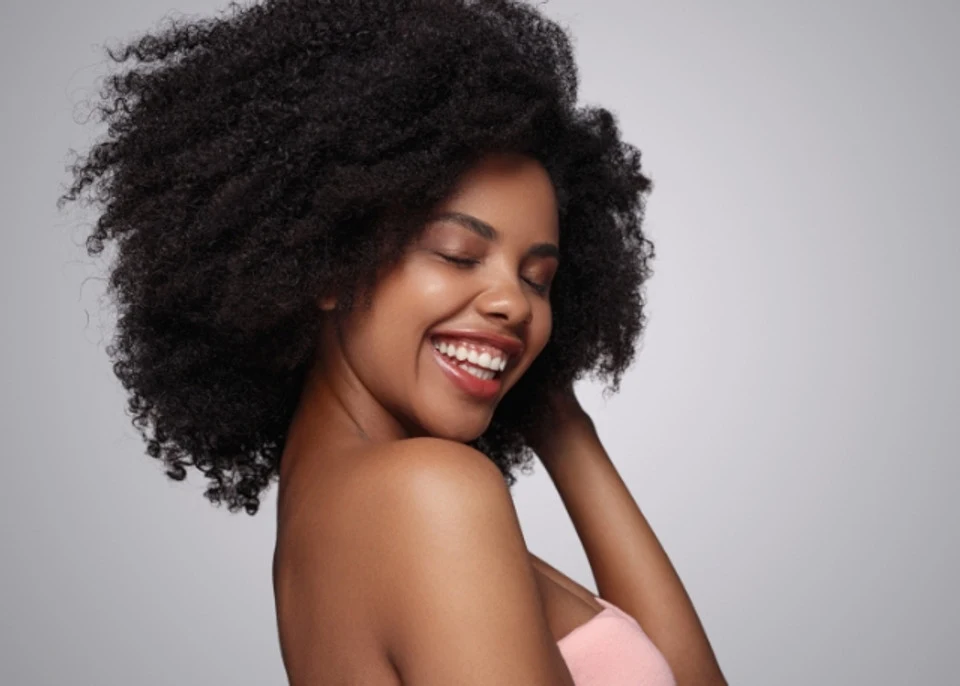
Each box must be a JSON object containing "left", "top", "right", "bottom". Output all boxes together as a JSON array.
[
  {"left": 311, "top": 154, "right": 561, "bottom": 439},
  {"left": 58, "top": 0, "right": 726, "bottom": 684}
]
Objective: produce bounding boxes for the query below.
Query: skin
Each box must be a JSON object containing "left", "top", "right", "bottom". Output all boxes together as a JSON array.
[
  {"left": 297, "top": 152, "right": 559, "bottom": 447},
  {"left": 273, "top": 153, "right": 727, "bottom": 685}
]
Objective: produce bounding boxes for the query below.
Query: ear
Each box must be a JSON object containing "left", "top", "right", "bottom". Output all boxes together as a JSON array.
[{"left": 318, "top": 295, "right": 337, "bottom": 311}]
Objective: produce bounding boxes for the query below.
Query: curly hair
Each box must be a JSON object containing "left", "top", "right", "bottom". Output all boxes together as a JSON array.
[{"left": 59, "top": 0, "right": 655, "bottom": 515}]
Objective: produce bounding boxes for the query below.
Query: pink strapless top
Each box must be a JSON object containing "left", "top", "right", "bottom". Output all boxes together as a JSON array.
[{"left": 557, "top": 597, "right": 676, "bottom": 686}]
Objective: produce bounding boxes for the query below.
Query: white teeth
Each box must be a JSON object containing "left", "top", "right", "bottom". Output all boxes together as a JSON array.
[
  {"left": 460, "top": 363, "right": 495, "bottom": 380},
  {"left": 432, "top": 338, "right": 511, "bottom": 374}
]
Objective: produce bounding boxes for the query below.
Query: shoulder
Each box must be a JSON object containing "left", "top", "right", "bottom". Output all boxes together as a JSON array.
[
  {"left": 277, "top": 436, "right": 520, "bottom": 587},
  {"left": 361, "top": 436, "right": 510, "bottom": 506},
  {"left": 274, "top": 438, "right": 529, "bottom": 676},
  {"left": 355, "top": 437, "right": 574, "bottom": 684},
  {"left": 356, "top": 436, "right": 523, "bottom": 569},
  {"left": 356, "top": 438, "right": 524, "bottom": 584},
  {"left": 354, "top": 437, "right": 526, "bottom": 603},
  {"left": 277, "top": 437, "right": 573, "bottom": 684}
]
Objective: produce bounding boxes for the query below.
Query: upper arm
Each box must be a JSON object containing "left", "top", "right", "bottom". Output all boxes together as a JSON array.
[{"left": 367, "top": 438, "right": 575, "bottom": 686}]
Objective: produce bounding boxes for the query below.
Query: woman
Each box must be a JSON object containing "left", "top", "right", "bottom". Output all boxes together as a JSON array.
[{"left": 60, "top": 0, "right": 726, "bottom": 683}]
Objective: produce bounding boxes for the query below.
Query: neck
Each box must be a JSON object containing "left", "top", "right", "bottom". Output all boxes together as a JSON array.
[{"left": 280, "top": 339, "right": 415, "bottom": 481}]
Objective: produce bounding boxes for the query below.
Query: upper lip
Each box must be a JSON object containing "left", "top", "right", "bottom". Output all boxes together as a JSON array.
[{"left": 429, "top": 328, "right": 525, "bottom": 360}]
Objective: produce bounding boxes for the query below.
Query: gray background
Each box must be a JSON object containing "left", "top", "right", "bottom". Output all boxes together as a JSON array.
[{"left": 2, "top": 1, "right": 957, "bottom": 684}]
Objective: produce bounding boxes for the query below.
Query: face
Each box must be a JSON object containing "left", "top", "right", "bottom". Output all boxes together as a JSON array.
[{"left": 324, "top": 152, "right": 559, "bottom": 442}]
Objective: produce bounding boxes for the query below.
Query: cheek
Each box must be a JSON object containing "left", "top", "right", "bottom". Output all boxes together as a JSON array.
[
  {"left": 388, "top": 255, "right": 462, "bottom": 303},
  {"left": 531, "top": 300, "right": 553, "bottom": 351},
  {"left": 412, "top": 261, "right": 472, "bottom": 304},
  {"left": 350, "top": 262, "right": 467, "bottom": 362},
  {"left": 365, "top": 262, "right": 447, "bottom": 324}
]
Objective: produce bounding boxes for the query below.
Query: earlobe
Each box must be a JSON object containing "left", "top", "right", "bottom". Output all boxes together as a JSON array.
[{"left": 318, "top": 295, "right": 337, "bottom": 311}]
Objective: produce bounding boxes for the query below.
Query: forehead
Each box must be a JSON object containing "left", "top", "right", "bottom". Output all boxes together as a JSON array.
[{"left": 436, "top": 153, "right": 559, "bottom": 243}]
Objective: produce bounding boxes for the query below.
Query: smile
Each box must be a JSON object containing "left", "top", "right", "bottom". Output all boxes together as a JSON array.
[
  {"left": 431, "top": 337, "right": 509, "bottom": 379},
  {"left": 429, "top": 337, "right": 510, "bottom": 400}
]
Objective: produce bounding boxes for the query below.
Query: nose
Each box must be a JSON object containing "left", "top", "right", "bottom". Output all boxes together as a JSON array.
[{"left": 474, "top": 269, "right": 533, "bottom": 328}]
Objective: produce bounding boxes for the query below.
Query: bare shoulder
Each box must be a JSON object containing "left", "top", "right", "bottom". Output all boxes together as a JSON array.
[
  {"left": 362, "top": 436, "right": 510, "bottom": 499},
  {"left": 274, "top": 438, "right": 521, "bottom": 683},
  {"left": 358, "top": 437, "right": 576, "bottom": 685}
]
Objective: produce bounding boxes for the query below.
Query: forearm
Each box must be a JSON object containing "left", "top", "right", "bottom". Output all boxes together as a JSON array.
[{"left": 540, "top": 421, "right": 727, "bottom": 686}]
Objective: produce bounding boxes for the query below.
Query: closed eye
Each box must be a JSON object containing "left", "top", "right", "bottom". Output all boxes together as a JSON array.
[
  {"left": 438, "top": 252, "right": 551, "bottom": 294},
  {"left": 523, "top": 277, "right": 549, "bottom": 295},
  {"left": 437, "top": 253, "right": 479, "bottom": 267}
]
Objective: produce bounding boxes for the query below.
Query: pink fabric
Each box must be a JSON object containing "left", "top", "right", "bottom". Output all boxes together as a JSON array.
[{"left": 557, "top": 597, "right": 676, "bottom": 686}]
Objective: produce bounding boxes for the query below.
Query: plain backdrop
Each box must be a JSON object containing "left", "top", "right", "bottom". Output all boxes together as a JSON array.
[{"left": 2, "top": 1, "right": 957, "bottom": 684}]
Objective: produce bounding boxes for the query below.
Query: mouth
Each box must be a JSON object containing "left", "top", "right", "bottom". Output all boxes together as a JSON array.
[{"left": 429, "top": 335, "right": 514, "bottom": 400}]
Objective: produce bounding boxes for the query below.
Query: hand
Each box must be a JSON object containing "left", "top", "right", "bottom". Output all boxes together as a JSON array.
[{"left": 524, "top": 382, "right": 597, "bottom": 465}]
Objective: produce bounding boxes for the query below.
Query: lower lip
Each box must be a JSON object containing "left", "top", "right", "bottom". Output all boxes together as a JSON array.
[{"left": 430, "top": 345, "right": 503, "bottom": 401}]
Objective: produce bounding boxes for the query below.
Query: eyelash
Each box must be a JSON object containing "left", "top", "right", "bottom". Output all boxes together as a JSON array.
[
  {"left": 440, "top": 254, "right": 479, "bottom": 267},
  {"left": 437, "top": 253, "right": 549, "bottom": 295}
]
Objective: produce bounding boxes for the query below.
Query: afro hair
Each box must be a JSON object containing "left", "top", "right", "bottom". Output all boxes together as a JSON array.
[{"left": 59, "top": 0, "right": 655, "bottom": 514}]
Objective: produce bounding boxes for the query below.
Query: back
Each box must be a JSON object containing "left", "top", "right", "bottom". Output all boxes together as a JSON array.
[
  {"left": 273, "top": 441, "right": 401, "bottom": 685},
  {"left": 274, "top": 437, "right": 576, "bottom": 685}
]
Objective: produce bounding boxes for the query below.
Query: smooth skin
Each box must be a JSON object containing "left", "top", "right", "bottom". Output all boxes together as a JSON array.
[{"left": 273, "top": 153, "right": 727, "bottom": 685}]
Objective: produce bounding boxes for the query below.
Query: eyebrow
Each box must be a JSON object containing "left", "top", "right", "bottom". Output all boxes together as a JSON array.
[{"left": 430, "top": 211, "right": 560, "bottom": 260}]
